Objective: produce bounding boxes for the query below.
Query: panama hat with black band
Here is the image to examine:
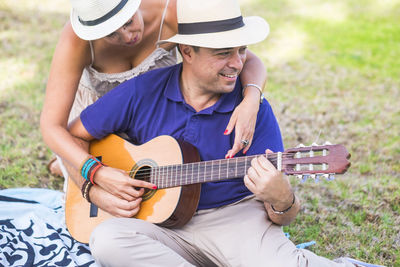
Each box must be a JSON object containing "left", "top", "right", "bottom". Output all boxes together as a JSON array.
[
  {"left": 158, "top": 0, "right": 270, "bottom": 48},
  {"left": 70, "top": 0, "right": 141, "bottom": 41}
]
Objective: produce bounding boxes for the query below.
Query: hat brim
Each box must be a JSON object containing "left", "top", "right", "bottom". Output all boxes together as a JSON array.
[
  {"left": 158, "top": 16, "right": 269, "bottom": 48},
  {"left": 70, "top": 0, "right": 141, "bottom": 41}
]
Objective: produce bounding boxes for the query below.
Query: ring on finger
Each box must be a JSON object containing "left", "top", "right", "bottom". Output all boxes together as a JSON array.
[{"left": 241, "top": 139, "right": 249, "bottom": 147}]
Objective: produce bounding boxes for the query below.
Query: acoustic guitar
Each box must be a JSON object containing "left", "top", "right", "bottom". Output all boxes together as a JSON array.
[{"left": 65, "top": 134, "right": 351, "bottom": 243}]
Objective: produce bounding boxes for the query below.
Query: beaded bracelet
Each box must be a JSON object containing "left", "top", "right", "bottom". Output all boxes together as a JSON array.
[
  {"left": 81, "top": 180, "right": 93, "bottom": 203},
  {"left": 271, "top": 193, "right": 296, "bottom": 215},
  {"left": 80, "top": 156, "right": 104, "bottom": 184}
]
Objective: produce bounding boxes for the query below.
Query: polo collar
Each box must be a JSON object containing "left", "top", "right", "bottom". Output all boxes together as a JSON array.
[{"left": 164, "top": 63, "right": 241, "bottom": 114}]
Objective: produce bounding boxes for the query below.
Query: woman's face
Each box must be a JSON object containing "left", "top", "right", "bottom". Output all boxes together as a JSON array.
[{"left": 103, "top": 10, "right": 144, "bottom": 46}]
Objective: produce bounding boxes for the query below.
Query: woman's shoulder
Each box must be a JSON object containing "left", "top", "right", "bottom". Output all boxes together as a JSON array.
[
  {"left": 164, "top": 0, "right": 177, "bottom": 32},
  {"left": 54, "top": 21, "right": 92, "bottom": 69},
  {"left": 141, "top": 0, "right": 177, "bottom": 31}
]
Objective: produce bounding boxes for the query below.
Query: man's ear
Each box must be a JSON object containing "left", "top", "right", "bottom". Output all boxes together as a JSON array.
[{"left": 179, "top": 44, "right": 194, "bottom": 63}]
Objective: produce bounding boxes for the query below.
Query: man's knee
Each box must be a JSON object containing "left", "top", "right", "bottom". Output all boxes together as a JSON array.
[
  {"left": 89, "top": 218, "right": 159, "bottom": 261},
  {"left": 89, "top": 219, "right": 122, "bottom": 261}
]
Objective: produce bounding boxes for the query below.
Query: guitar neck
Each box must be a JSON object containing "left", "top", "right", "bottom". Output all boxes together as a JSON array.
[
  {"left": 150, "top": 154, "right": 275, "bottom": 189},
  {"left": 145, "top": 143, "right": 350, "bottom": 189}
]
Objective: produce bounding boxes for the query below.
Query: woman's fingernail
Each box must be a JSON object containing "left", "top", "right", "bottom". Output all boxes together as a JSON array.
[
  {"left": 243, "top": 150, "right": 247, "bottom": 155},
  {"left": 224, "top": 129, "right": 228, "bottom": 134},
  {"left": 152, "top": 185, "right": 157, "bottom": 189}
]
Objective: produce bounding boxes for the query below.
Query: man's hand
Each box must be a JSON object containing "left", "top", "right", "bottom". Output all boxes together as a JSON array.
[
  {"left": 90, "top": 185, "right": 144, "bottom": 217},
  {"left": 244, "top": 149, "right": 300, "bottom": 225},
  {"left": 244, "top": 149, "right": 292, "bottom": 205}
]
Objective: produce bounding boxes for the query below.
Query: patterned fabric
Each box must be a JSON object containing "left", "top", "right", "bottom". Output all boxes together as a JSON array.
[{"left": 0, "top": 188, "right": 97, "bottom": 267}]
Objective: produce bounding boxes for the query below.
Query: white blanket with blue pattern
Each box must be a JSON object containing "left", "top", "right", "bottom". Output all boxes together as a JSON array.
[
  {"left": 0, "top": 188, "right": 315, "bottom": 266},
  {"left": 0, "top": 188, "right": 97, "bottom": 267}
]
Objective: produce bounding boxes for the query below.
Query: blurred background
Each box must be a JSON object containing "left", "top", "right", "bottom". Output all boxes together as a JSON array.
[{"left": 0, "top": 0, "right": 399, "bottom": 265}]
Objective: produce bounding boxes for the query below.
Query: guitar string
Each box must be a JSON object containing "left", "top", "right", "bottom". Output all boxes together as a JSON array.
[
  {"left": 124, "top": 153, "right": 297, "bottom": 175},
  {"left": 125, "top": 157, "right": 293, "bottom": 182},
  {"left": 126, "top": 158, "right": 284, "bottom": 175},
  {"left": 128, "top": 163, "right": 328, "bottom": 187},
  {"left": 123, "top": 151, "right": 326, "bottom": 183},
  {"left": 124, "top": 153, "right": 302, "bottom": 177}
]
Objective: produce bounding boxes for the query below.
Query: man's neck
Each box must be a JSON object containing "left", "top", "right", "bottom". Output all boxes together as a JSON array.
[{"left": 180, "top": 70, "right": 221, "bottom": 113}]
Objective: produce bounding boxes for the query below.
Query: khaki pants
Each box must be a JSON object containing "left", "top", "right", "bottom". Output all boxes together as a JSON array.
[{"left": 89, "top": 197, "right": 355, "bottom": 267}]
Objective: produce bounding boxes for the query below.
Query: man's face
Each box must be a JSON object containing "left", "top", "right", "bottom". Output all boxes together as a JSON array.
[{"left": 190, "top": 46, "right": 247, "bottom": 94}]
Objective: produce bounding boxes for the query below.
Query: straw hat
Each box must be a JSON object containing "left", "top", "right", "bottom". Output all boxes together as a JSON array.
[
  {"left": 70, "top": 0, "right": 141, "bottom": 40},
  {"left": 159, "top": 0, "right": 269, "bottom": 48}
]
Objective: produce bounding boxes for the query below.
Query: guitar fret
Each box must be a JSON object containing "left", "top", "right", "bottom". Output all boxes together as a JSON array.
[
  {"left": 185, "top": 163, "right": 188, "bottom": 185},
  {"left": 175, "top": 165, "right": 177, "bottom": 186},
  {"left": 197, "top": 162, "right": 200, "bottom": 183},
  {"left": 166, "top": 165, "right": 168, "bottom": 188},
  {"left": 218, "top": 159, "right": 221, "bottom": 180},
  {"left": 160, "top": 166, "right": 162, "bottom": 188},
  {"left": 235, "top": 157, "right": 238, "bottom": 178},
  {"left": 173, "top": 165, "right": 176, "bottom": 187},
  {"left": 203, "top": 162, "right": 205, "bottom": 182},
  {"left": 191, "top": 162, "right": 194, "bottom": 185},
  {"left": 172, "top": 165, "right": 174, "bottom": 187},
  {"left": 211, "top": 161, "right": 213, "bottom": 183},
  {"left": 226, "top": 159, "right": 229, "bottom": 179},
  {"left": 180, "top": 164, "right": 183, "bottom": 186}
]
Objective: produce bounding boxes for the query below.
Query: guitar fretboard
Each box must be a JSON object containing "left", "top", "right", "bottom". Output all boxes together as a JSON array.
[{"left": 149, "top": 155, "right": 278, "bottom": 189}]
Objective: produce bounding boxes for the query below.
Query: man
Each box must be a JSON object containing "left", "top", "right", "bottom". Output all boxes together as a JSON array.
[{"left": 66, "top": 0, "right": 381, "bottom": 266}]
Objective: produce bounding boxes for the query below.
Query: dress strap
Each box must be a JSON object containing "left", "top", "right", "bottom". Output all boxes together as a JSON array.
[
  {"left": 88, "top": 40, "right": 95, "bottom": 66},
  {"left": 156, "top": 0, "right": 171, "bottom": 48}
]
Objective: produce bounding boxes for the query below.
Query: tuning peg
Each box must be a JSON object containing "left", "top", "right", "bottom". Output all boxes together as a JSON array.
[
  {"left": 311, "top": 142, "right": 319, "bottom": 147},
  {"left": 296, "top": 143, "right": 305, "bottom": 148},
  {"left": 296, "top": 175, "right": 303, "bottom": 180},
  {"left": 324, "top": 141, "right": 332, "bottom": 145},
  {"left": 327, "top": 174, "right": 335, "bottom": 181},
  {"left": 314, "top": 174, "right": 321, "bottom": 183},
  {"left": 301, "top": 174, "right": 310, "bottom": 183},
  {"left": 310, "top": 174, "right": 316, "bottom": 180}
]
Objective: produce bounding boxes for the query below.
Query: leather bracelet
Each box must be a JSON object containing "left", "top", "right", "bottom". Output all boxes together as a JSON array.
[
  {"left": 81, "top": 180, "right": 93, "bottom": 203},
  {"left": 242, "top": 83, "right": 265, "bottom": 104},
  {"left": 271, "top": 193, "right": 296, "bottom": 214}
]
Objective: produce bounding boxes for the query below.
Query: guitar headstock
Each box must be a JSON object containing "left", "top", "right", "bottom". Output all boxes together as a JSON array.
[{"left": 282, "top": 143, "right": 351, "bottom": 181}]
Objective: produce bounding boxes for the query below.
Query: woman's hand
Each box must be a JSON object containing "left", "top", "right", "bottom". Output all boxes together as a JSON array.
[
  {"left": 224, "top": 93, "right": 260, "bottom": 158},
  {"left": 93, "top": 166, "right": 156, "bottom": 202}
]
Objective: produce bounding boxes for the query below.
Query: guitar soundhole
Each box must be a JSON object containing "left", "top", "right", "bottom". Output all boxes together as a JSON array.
[{"left": 135, "top": 165, "right": 155, "bottom": 199}]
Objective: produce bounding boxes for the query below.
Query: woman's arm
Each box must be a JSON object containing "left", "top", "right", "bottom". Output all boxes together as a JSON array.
[
  {"left": 40, "top": 22, "right": 93, "bottom": 169},
  {"left": 225, "top": 49, "right": 267, "bottom": 158}
]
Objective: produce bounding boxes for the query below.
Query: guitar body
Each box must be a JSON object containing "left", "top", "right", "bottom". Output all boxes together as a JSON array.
[{"left": 65, "top": 134, "right": 201, "bottom": 243}]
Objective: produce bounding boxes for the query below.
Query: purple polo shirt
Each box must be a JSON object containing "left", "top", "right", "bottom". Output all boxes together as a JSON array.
[{"left": 81, "top": 64, "right": 283, "bottom": 210}]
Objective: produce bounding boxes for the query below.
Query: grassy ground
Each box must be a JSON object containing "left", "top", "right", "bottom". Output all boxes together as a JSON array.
[{"left": 1, "top": 0, "right": 399, "bottom": 266}]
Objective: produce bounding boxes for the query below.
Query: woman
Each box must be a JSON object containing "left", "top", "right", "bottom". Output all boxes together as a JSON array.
[{"left": 40, "top": 0, "right": 267, "bottom": 178}]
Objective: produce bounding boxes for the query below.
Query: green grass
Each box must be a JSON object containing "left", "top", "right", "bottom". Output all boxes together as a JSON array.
[{"left": 1, "top": 0, "right": 399, "bottom": 265}]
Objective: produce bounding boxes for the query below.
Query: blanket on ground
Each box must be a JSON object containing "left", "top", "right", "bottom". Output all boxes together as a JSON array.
[
  {"left": 0, "top": 188, "right": 96, "bottom": 267},
  {"left": 0, "top": 188, "right": 314, "bottom": 266}
]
